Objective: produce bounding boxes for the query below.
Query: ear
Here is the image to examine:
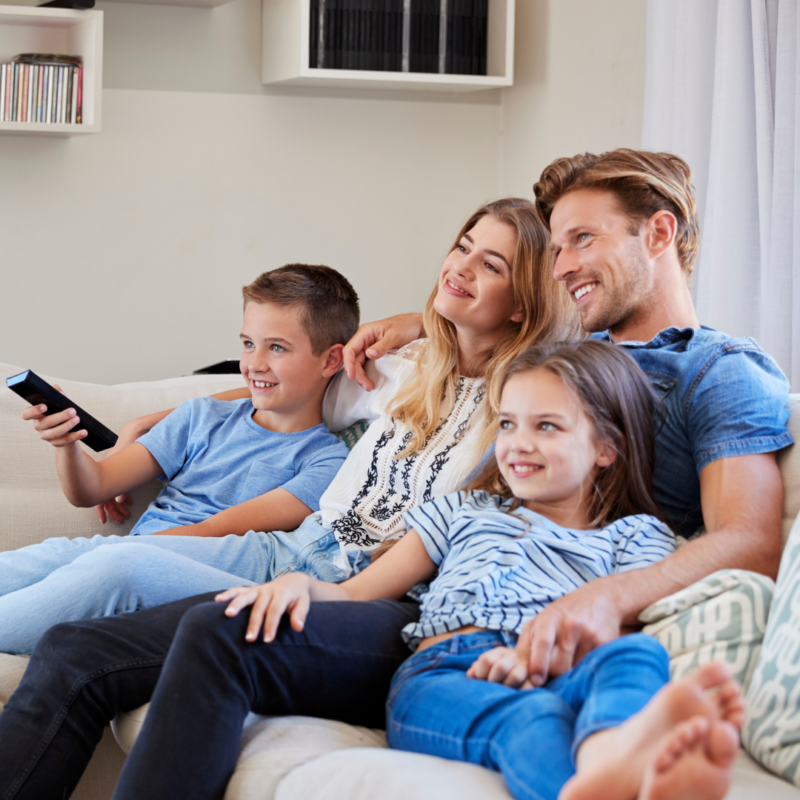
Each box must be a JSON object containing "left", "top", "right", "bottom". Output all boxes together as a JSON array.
[
  {"left": 321, "top": 344, "right": 344, "bottom": 378},
  {"left": 510, "top": 308, "right": 525, "bottom": 324},
  {"left": 595, "top": 438, "right": 618, "bottom": 469},
  {"left": 644, "top": 210, "right": 678, "bottom": 260}
]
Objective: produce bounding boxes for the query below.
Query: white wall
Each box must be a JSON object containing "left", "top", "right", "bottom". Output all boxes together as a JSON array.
[
  {"left": 500, "top": 0, "right": 647, "bottom": 196},
  {"left": 0, "top": 0, "right": 647, "bottom": 385}
]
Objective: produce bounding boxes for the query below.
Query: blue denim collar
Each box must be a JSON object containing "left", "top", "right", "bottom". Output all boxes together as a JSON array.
[{"left": 593, "top": 325, "right": 716, "bottom": 350}]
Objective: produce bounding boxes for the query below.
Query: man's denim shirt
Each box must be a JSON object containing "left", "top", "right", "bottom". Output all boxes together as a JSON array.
[{"left": 591, "top": 326, "right": 792, "bottom": 537}]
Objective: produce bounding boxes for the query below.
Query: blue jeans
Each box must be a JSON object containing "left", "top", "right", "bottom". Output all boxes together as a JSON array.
[
  {"left": 386, "top": 632, "right": 670, "bottom": 800},
  {"left": 0, "top": 514, "right": 345, "bottom": 654},
  {"left": 0, "top": 593, "right": 420, "bottom": 800}
]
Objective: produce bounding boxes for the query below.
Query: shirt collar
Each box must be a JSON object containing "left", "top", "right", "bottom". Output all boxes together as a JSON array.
[{"left": 591, "top": 325, "right": 715, "bottom": 349}]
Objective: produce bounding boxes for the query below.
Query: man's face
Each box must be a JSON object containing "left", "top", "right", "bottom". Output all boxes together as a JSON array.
[{"left": 549, "top": 189, "right": 655, "bottom": 336}]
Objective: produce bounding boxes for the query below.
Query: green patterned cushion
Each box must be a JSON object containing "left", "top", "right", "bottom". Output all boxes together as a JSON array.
[
  {"left": 640, "top": 569, "right": 775, "bottom": 688},
  {"left": 743, "top": 511, "right": 800, "bottom": 785},
  {"left": 334, "top": 420, "right": 370, "bottom": 450}
]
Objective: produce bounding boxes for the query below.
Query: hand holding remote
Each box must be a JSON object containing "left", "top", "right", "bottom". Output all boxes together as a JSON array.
[{"left": 21, "top": 384, "right": 92, "bottom": 448}]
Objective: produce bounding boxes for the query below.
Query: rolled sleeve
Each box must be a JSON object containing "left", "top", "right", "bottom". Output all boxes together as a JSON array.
[
  {"left": 403, "top": 492, "right": 467, "bottom": 567},
  {"left": 687, "top": 343, "right": 793, "bottom": 474},
  {"left": 136, "top": 400, "right": 196, "bottom": 480}
]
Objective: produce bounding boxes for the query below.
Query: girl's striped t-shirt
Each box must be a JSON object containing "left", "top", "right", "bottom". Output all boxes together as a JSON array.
[{"left": 401, "top": 490, "right": 676, "bottom": 649}]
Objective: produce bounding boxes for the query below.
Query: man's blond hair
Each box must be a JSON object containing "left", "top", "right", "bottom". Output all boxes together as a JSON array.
[{"left": 534, "top": 149, "right": 701, "bottom": 279}]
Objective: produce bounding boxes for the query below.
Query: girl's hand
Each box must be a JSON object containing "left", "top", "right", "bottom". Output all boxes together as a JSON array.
[
  {"left": 466, "top": 646, "right": 532, "bottom": 689},
  {"left": 215, "top": 574, "right": 313, "bottom": 643}
]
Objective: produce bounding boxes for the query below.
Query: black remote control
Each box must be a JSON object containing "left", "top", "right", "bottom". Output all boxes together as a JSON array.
[{"left": 6, "top": 370, "right": 118, "bottom": 452}]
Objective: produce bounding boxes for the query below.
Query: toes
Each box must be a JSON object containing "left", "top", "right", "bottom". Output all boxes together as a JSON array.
[
  {"left": 654, "top": 717, "right": 709, "bottom": 774},
  {"left": 706, "top": 721, "right": 740, "bottom": 768},
  {"left": 691, "top": 662, "right": 733, "bottom": 692}
]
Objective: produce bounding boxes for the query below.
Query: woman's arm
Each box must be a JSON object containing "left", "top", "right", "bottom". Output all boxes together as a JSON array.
[{"left": 216, "top": 530, "right": 436, "bottom": 642}]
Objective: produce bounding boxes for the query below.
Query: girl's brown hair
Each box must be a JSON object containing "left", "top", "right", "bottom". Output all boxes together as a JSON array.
[
  {"left": 388, "top": 198, "right": 579, "bottom": 467},
  {"left": 468, "top": 339, "right": 664, "bottom": 528}
]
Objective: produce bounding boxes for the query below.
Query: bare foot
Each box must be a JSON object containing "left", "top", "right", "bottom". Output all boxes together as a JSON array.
[
  {"left": 638, "top": 716, "right": 739, "bottom": 800},
  {"left": 559, "top": 662, "right": 743, "bottom": 800}
]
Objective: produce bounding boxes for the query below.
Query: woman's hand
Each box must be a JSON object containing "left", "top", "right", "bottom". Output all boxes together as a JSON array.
[
  {"left": 216, "top": 574, "right": 314, "bottom": 643},
  {"left": 342, "top": 313, "right": 424, "bottom": 391},
  {"left": 466, "top": 645, "right": 533, "bottom": 689}
]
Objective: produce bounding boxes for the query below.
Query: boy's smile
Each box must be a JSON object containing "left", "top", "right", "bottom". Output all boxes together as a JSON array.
[{"left": 239, "top": 302, "right": 334, "bottom": 433}]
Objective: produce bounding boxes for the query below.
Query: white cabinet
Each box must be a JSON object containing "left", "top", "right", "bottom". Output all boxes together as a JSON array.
[
  {"left": 262, "top": 0, "right": 514, "bottom": 92},
  {"left": 0, "top": 5, "right": 102, "bottom": 136}
]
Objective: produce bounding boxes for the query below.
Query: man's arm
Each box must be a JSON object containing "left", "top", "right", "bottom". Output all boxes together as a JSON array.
[
  {"left": 150, "top": 487, "right": 311, "bottom": 538},
  {"left": 491, "top": 452, "right": 783, "bottom": 687},
  {"left": 342, "top": 313, "right": 424, "bottom": 391}
]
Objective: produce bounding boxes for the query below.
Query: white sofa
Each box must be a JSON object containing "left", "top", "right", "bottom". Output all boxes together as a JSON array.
[{"left": 1, "top": 361, "right": 800, "bottom": 800}]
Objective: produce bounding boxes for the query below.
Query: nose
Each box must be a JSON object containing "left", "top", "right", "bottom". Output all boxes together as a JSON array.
[
  {"left": 553, "top": 248, "right": 579, "bottom": 284},
  {"left": 247, "top": 348, "right": 271, "bottom": 375},
  {"left": 509, "top": 430, "right": 535, "bottom": 454}
]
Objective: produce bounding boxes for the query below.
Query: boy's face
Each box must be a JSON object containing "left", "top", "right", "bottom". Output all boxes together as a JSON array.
[{"left": 239, "top": 301, "right": 329, "bottom": 425}]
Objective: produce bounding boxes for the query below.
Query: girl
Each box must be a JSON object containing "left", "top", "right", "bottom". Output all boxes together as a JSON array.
[
  {"left": 2, "top": 198, "right": 575, "bottom": 655},
  {"left": 113, "top": 339, "right": 743, "bottom": 800}
]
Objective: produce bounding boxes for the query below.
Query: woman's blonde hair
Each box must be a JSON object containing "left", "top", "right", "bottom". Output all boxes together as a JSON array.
[
  {"left": 388, "top": 197, "right": 579, "bottom": 466},
  {"left": 468, "top": 340, "right": 665, "bottom": 528}
]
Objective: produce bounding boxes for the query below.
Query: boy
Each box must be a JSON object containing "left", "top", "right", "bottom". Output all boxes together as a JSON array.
[{"left": 0, "top": 264, "right": 358, "bottom": 654}]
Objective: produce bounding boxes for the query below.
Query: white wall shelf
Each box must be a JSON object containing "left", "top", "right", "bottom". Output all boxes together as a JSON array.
[
  {"left": 262, "top": 0, "right": 514, "bottom": 92},
  {"left": 101, "top": 0, "right": 236, "bottom": 9},
  {"left": 0, "top": 5, "right": 102, "bottom": 136}
]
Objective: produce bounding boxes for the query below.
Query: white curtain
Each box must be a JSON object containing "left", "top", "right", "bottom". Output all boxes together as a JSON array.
[{"left": 643, "top": 0, "right": 800, "bottom": 388}]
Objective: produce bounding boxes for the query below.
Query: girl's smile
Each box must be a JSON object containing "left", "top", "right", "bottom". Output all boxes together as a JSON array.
[{"left": 495, "top": 367, "right": 616, "bottom": 529}]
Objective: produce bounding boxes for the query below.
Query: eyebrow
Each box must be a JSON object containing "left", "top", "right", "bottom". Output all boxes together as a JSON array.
[
  {"left": 463, "top": 233, "right": 512, "bottom": 269},
  {"left": 240, "top": 334, "right": 292, "bottom": 346}
]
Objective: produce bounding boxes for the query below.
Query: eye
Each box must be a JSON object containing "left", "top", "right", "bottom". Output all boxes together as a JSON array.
[
  {"left": 270, "top": 344, "right": 285, "bottom": 353},
  {"left": 242, "top": 340, "right": 254, "bottom": 349},
  {"left": 456, "top": 243, "right": 468, "bottom": 253},
  {"left": 498, "top": 419, "right": 514, "bottom": 430},
  {"left": 577, "top": 233, "right": 590, "bottom": 244},
  {"left": 539, "top": 421, "right": 558, "bottom": 432},
  {"left": 485, "top": 262, "right": 500, "bottom": 274}
]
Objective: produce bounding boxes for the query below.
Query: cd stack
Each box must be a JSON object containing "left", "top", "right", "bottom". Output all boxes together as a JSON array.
[
  {"left": 309, "top": 0, "right": 488, "bottom": 75},
  {"left": 0, "top": 54, "right": 83, "bottom": 125}
]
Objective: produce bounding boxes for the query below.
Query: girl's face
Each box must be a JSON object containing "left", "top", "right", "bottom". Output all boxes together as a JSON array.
[
  {"left": 495, "top": 368, "right": 616, "bottom": 529},
  {"left": 433, "top": 214, "right": 523, "bottom": 339}
]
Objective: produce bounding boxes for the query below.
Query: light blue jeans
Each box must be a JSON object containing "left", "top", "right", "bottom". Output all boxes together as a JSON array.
[
  {"left": 386, "top": 632, "right": 670, "bottom": 800},
  {"left": 0, "top": 514, "right": 346, "bottom": 654}
]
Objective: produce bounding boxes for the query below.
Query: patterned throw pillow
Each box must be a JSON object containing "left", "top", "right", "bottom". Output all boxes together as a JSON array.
[
  {"left": 639, "top": 569, "right": 775, "bottom": 688},
  {"left": 335, "top": 420, "right": 370, "bottom": 450},
  {"left": 743, "top": 511, "right": 800, "bottom": 785}
]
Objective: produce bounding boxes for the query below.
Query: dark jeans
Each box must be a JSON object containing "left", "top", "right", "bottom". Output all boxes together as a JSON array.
[{"left": 0, "top": 593, "right": 420, "bottom": 800}]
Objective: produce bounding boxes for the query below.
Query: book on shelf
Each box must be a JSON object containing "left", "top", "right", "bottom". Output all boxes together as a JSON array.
[
  {"left": 308, "top": 0, "right": 485, "bottom": 75},
  {"left": 0, "top": 54, "right": 83, "bottom": 125}
]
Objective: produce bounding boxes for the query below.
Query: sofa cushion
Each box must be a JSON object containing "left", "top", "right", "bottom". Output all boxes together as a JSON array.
[
  {"left": 743, "top": 510, "right": 800, "bottom": 786},
  {"left": 640, "top": 569, "right": 775, "bottom": 690}
]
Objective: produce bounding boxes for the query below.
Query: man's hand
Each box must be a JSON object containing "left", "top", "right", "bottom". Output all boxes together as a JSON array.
[
  {"left": 517, "top": 582, "right": 624, "bottom": 686},
  {"left": 342, "top": 313, "right": 424, "bottom": 391},
  {"left": 216, "top": 574, "right": 314, "bottom": 643}
]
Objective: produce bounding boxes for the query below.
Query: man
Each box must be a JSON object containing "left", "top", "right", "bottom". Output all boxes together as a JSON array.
[{"left": 348, "top": 149, "right": 792, "bottom": 688}]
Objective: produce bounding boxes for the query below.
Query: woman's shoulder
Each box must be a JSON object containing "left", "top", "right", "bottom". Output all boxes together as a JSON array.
[{"left": 390, "top": 338, "right": 428, "bottom": 362}]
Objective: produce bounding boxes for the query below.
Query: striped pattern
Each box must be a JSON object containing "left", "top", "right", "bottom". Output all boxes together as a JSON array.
[{"left": 402, "top": 491, "right": 676, "bottom": 649}]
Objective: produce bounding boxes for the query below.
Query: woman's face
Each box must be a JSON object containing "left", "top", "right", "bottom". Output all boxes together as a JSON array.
[{"left": 433, "top": 214, "right": 522, "bottom": 340}]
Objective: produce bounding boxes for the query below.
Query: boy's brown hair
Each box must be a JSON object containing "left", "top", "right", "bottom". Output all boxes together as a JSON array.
[
  {"left": 533, "top": 148, "right": 701, "bottom": 280},
  {"left": 242, "top": 264, "right": 360, "bottom": 354}
]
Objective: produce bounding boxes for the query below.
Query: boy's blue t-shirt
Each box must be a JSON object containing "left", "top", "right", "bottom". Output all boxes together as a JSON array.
[{"left": 130, "top": 398, "right": 348, "bottom": 536}]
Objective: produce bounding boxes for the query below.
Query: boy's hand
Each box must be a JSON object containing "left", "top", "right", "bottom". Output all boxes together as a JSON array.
[
  {"left": 467, "top": 646, "right": 533, "bottom": 689},
  {"left": 21, "top": 384, "right": 87, "bottom": 447},
  {"left": 95, "top": 494, "right": 133, "bottom": 524},
  {"left": 342, "top": 313, "right": 424, "bottom": 391},
  {"left": 216, "top": 574, "right": 313, "bottom": 643}
]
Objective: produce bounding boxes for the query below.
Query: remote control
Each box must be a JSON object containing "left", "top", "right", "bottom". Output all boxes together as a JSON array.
[{"left": 6, "top": 370, "right": 118, "bottom": 452}]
